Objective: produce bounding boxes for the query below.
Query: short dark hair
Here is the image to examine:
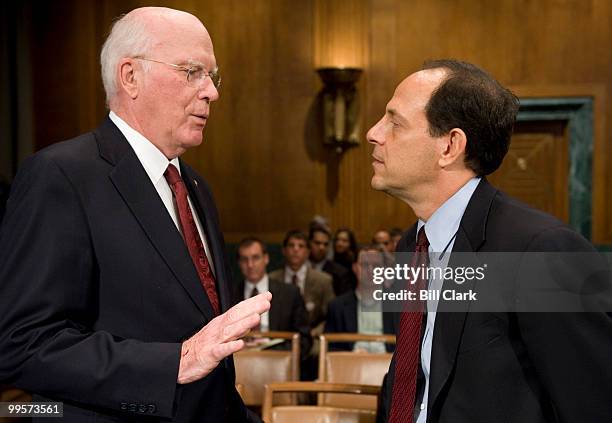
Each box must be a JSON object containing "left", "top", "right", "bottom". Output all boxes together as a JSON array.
[
  {"left": 389, "top": 227, "right": 403, "bottom": 237},
  {"left": 283, "top": 229, "right": 308, "bottom": 247},
  {"left": 236, "top": 237, "right": 267, "bottom": 258},
  {"left": 421, "top": 59, "right": 520, "bottom": 176},
  {"left": 309, "top": 225, "right": 331, "bottom": 241}
]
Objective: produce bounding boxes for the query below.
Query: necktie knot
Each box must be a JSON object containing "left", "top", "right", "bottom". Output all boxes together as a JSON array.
[
  {"left": 416, "top": 226, "right": 430, "bottom": 250},
  {"left": 164, "top": 164, "right": 183, "bottom": 187}
]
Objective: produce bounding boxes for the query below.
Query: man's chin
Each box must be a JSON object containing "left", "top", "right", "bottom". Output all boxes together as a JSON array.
[{"left": 371, "top": 176, "right": 385, "bottom": 191}]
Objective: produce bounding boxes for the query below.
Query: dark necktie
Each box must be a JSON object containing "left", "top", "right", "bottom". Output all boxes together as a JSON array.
[
  {"left": 389, "top": 226, "right": 430, "bottom": 423},
  {"left": 291, "top": 274, "right": 298, "bottom": 286},
  {"left": 250, "top": 286, "right": 259, "bottom": 298},
  {"left": 164, "top": 164, "right": 220, "bottom": 315}
]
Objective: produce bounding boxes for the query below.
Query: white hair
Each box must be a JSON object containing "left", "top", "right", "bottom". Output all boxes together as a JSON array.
[{"left": 100, "top": 13, "right": 153, "bottom": 106}]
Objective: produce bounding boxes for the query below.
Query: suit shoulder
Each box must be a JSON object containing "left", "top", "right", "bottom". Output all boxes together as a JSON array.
[
  {"left": 268, "top": 269, "right": 283, "bottom": 281},
  {"left": 269, "top": 279, "right": 299, "bottom": 296},
  {"left": 35, "top": 133, "right": 99, "bottom": 165},
  {"left": 308, "top": 268, "right": 333, "bottom": 283},
  {"left": 486, "top": 190, "right": 592, "bottom": 251},
  {"left": 329, "top": 291, "right": 356, "bottom": 307},
  {"left": 324, "top": 260, "right": 350, "bottom": 276}
]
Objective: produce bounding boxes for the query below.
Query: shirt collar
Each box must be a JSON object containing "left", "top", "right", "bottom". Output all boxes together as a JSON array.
[
  {"left": 417, "top": 177, "right": 481, "bottom": 252},
  {"left": 286, "top": 263, "right": 308, "bottom": 279},
  {"left": 246, "top": 274, "right": 269, "bottom": 289},
  {"left": 109, "top": 111, "right": 180, "bottom": 185}
]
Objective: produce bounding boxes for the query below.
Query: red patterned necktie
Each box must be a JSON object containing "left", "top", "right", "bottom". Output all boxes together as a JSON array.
[
  {"left": 164, "top": 164, "right": 220, "bottom": 315},
  {"left": 389, "top": 226, "right": 430, "bottom": 423}
]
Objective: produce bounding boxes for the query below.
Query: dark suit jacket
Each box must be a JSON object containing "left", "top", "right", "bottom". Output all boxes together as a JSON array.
[
  {"left": 378, "top": 179, "right": 612, "bottom": 422},
  {"left": 232, "top": 278, "right": 312, "bottom": 358},
  {"left": 0, "top": 118, "right": 257, "bottom": 422},
  {"left": 324, "top": 291, "right": 396, "bottom": 352},
  {"left": 321, "top": 259, "right": 354, "bottom": 296},
  {"left": 268, "top": 267, "right": 335, "bottom": 332}
]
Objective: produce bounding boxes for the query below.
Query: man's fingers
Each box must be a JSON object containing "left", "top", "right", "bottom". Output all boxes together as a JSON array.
[
  {"left": 210, "top": 339, "right": 245, "bottom": 362},
  {"left": 224, "top": 292, "right": 271, "bottom": 324},
  {"left": 221, "top": 313, "right": 261, "bottom": 341}
]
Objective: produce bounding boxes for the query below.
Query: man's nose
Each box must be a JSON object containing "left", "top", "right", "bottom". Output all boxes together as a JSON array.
[
  {"left": 367, "top": 118, "right": 384, "bottom": 145},
  {"left": 198, "top": 79, "right": 219, "bottom": 102}
]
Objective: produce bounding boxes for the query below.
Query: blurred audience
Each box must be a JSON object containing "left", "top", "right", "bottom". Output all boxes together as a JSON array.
[
  {"left": 233, "top": 237, "right": 312, "bottom": 359},
  {"left": 389, "top": 227, "right": 403, "bottom": 252},
  {"left": 308, "top": 226, "right": 352, "bottom": 296},
  {"left": 269, "top": 230, "right": 335, "bottom": 335},
  {"left": 325, "top": 244, "right": 397, "bottom": 353},
  {"left": 372, "top": 229, "right": 393, "bottom": 252},
  {"left": 332, "top": 227, "right": 359, "bottom": 272}
]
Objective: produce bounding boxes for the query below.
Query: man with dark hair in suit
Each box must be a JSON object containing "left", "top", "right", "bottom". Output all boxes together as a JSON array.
[
  {"left": 0, "top": 7, "right": 270, "bottom": 422},
  {"left": 308, "top": 225, "right": 353, "bottom": 296},
  {"left": 269, "top": 229, "right": 335, "bottom": 334},
  {"left": 234, "top": 237, "right": 312, "bottom": 359},
  {"left": 369, "top": 59, "right": 612, "bottom": 422},
  {"left": 325, "top": 244, "right": 397, "bottom": 353},
  {"left": 270, "top": 229, "right": 335, "bottom": 380}
]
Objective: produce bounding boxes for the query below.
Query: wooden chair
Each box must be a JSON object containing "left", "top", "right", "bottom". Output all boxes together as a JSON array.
[
  {"left": 318, "top": 333, "right": 395, "bottom": 410},
  {"left": 263, "top": 382, "right": 380, "bottom": 423},
  {"left": 234, "top": 331, "right": 300, "bottom": 407}
]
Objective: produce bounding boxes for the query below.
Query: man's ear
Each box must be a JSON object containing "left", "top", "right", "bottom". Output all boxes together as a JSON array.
[
  {"left": 264, "top": 254, "right": 270, "bottom": 266},
  {"left": 438, "top": 128, "right": 467, "bottom": 168},
  {"left": 118, "top": 58, "right": 140, "bottom": 100}
]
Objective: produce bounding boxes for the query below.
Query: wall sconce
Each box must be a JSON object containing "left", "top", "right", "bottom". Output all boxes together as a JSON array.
[{"left": 317, "top": 67, "right": 362, "bottom": 154}]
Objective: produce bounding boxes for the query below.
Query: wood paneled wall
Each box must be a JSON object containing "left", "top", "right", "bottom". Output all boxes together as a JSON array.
[{"left": 20, "top": 0, "right": 612, "bottom": 244}]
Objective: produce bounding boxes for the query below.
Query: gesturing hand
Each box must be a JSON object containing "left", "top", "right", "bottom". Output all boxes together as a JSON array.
[{"left": 177, "top": 291, "right": 272, "bottom": 384}]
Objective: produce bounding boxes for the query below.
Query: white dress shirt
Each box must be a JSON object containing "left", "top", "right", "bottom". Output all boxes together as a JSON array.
[
  {"left": 283, "top": 263, "right": 308, "bottom": 294},
  {"left": 244, "top": 274, "right": 270, "bottom": 331},
  {"left": 415, "top": 177, "right": 481, "bottom": 423},
  {"left": 108, "top": 111, "right": 215, "bottom": 275}
]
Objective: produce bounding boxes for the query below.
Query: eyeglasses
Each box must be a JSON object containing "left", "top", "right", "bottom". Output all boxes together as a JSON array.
[{"left": 134, "top": 57, "right": 221, "bottom": 89}]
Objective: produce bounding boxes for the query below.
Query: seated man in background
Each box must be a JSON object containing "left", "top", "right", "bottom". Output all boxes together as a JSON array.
[
  {"left": 270, "top": 229, "right": 335, "bottom": 380},
  {"left": 325, "top": 245, "right": 397, "bottom": 353},
  {"left": 269, "top": 229, "right": 335, "bottom": 335},
  {"left": 308, "top": 225, "right": 353, "bottom": 296},
  {"left": 233, "top": 237, "right": 312, "bottom": 359}
]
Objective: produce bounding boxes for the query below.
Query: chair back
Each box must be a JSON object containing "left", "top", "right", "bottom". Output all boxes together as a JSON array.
[
  {"left": 263, "top": 382, "right": 380, "bottom": 423},
  {"left": 319, "top": 333, "right": 395, "bottom": 410},
  {"left": 234, "top": 331, "right": 300, "bottom": 406}
]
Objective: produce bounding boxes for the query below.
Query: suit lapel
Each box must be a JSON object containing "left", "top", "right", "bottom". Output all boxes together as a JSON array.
[
  {"left": 427, "top": 178, "right": 497, "bottom": 415},
  {"left": 345, "top": 292, "right": 358, "bottom": 333},
  {"left": 95, "top": 118, "right": 216, "bottom": 321},
  {"left": 268, "top": 280, "right": 281, "bottom": 330}
]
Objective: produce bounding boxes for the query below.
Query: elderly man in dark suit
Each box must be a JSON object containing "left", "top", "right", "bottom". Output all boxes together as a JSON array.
[
  {"left": 369, "top": 59, "right": 612, "bottom": 422},
  {"left": 0, "top": 7, "right": 270, "bottom": 422},
  {"left": 233, "top": 237, "right": 312, "bottom": 359}
]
